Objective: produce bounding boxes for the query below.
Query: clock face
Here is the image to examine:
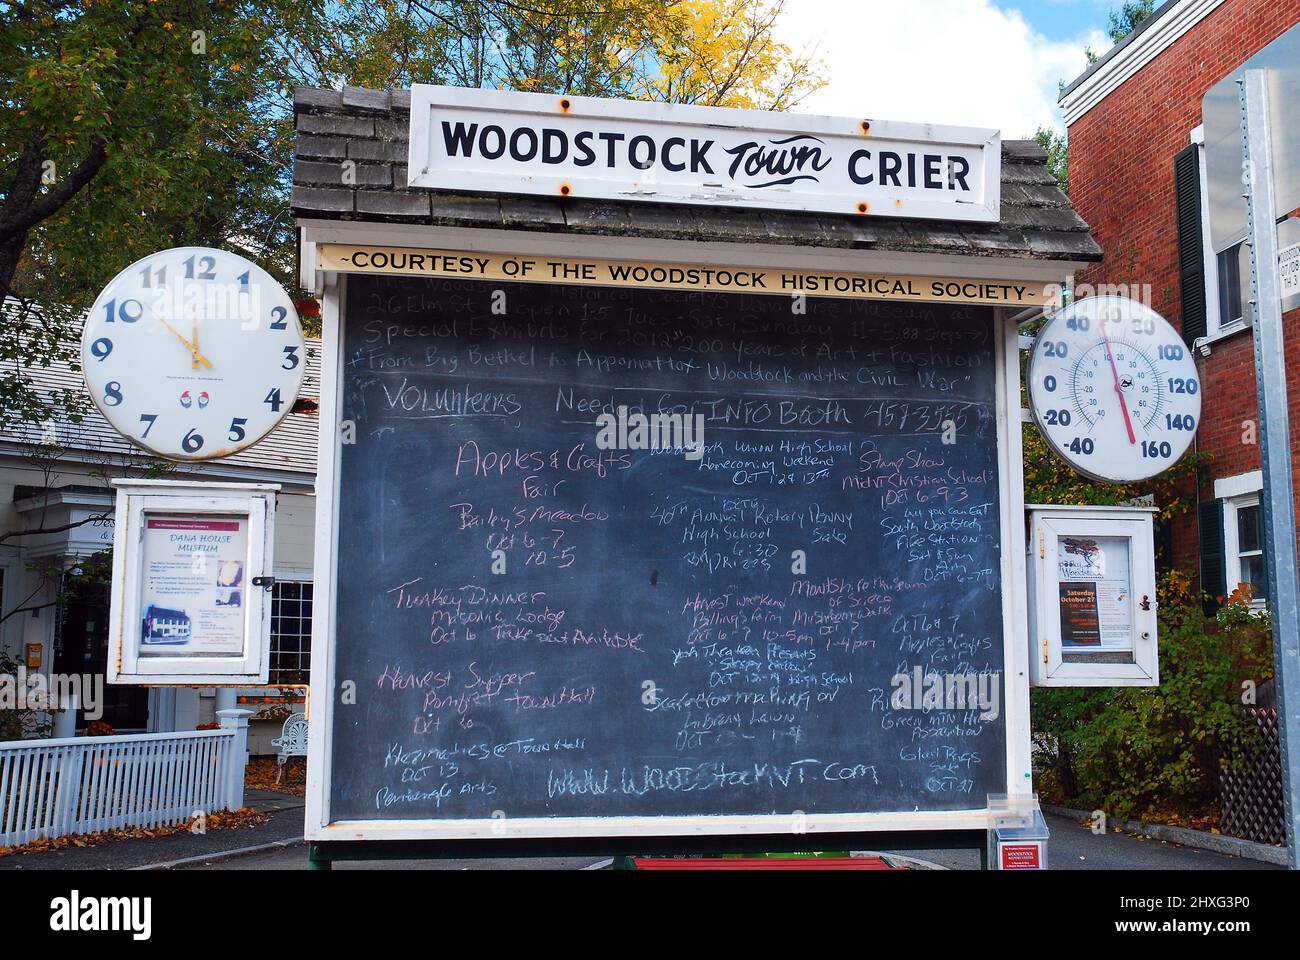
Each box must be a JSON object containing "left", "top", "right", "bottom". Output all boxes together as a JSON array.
[
  {"left": 1028, "top": 295, "right": 1201, "bottom": 483},
  {"left": 81, "top": 247, "right": 305, "bottom": 461}
]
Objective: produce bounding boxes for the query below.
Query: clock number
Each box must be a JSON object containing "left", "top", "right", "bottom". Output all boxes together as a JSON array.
[
  {"left": 103, "top": 298, "right": 143, "bottom": 323},
  {"left": 1131, "top": 317, "right": 1156, "bottom": 336},
  {"left": 1168, "top": 376, "right": 1199, "bottom": 395},
  {"left": 183, "top": 255, "right": 216, "bottom": 280},
  {"left": 270, "top": 306, "right": 288, "bottom": 330},
  {"left": 139, "top": 264, "right": 166, "bottom": 288},
  {"left": 1142, "top": 440, "right": 1173, "bottom": 458},
  {"left": 103, "top": 381, "right": 123, "bottom": 406},
  {"left": 1043, "top": 375, "right": 1057, "bottom": 392},
  {"left": 1166, "top": 413, "right": 1196, "bottom": 431},
  {"left": 139, "top": 414, "right": 158, "bottom": 438},
  {"left": 182, "top": 428, "right": 204, "bottom": 453},
  {"left": 90, "top": 337, "right": 113, "bottom": 360},
  {"left": 228, "top": 417, "right": 248, "bottom": 442},
  {"left": 1043, "top": 341, "right": 1068, "bottom": 358},
  {"left": 237, "top": 270, "right": 250, "bottom": 289},
  {"left": 1066, "top": 316, "right": 1090, "bottom": 332},
  {"left": 1157, "top": 344, "right": 1184, "bottom": 361},
  {"left": 264, "top": 388, "right": 284, "bottom": 412},
  {"left": 282, "top": 345, "right": 300, "bottom": 370},
  {"left": 1067, "top": 437, "right": 1094, "bottom": 456},
  {"left": 1042, "top": 409, "right": 1072, "bottom": 426}
]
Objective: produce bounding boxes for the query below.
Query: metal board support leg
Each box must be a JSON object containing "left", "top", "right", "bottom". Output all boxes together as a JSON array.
[{"left": 1240, "top": 69, "right": 1300, "bottom": 871}]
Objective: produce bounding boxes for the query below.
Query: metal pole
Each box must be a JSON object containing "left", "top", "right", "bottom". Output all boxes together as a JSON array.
[{"left": 1239, "top": 69, "right": 1300, "bottom": 870}]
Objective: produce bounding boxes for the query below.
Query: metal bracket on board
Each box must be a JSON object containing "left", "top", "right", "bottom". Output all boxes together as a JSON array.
[{"left": 252, "top": 575, "right": 276, "bottom": 591}]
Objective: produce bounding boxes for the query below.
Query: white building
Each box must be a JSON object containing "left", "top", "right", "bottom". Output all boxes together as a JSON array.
[{"left": 0, "top": 324, "right": 319, "bottom": 736}]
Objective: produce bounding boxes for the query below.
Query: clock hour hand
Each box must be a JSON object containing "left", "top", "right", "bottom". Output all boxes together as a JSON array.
[{"left": 159, "top": 318, "right": 213, "bottom": 370}]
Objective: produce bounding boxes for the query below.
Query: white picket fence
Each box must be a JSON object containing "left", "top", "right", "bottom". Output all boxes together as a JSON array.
[{"left": 0, "top": 709, "right": 251, "bottom": 848}]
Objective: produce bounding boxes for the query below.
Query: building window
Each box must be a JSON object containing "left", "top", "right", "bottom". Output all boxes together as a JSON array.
[
  {"left": 1224, "top": 495, "right": 1267, "bottom": 608},
  {"left": 270, "top": 580, "right": 313, "bottom": 684},
  {"left": 1216, "top": 242, "right": 1246, "bottom": 327},
  {"left": 1187, "top": 130, "right": 1249, "bottom": 340}
]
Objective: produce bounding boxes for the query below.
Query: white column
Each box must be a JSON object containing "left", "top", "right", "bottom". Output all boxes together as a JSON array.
[
  {"left": 216, "top": 708, "right": 254, "bottom": 810},
  {"left": 53, "top": 692, "right": 78, "bottom": 738}
]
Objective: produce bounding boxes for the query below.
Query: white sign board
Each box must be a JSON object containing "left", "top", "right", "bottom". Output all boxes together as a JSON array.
[
  {"left": 408, "top": 86, "right": 1001, "bottom": 223},
  {"left": 108, "top": 480, "right": 278, "bottom": 685},
  {"left": 1281, "top": 241, "right": 1300, "bottom": 301},
  {"left": 1201, "top": 23, "right": 1300, "bottom": 254}
]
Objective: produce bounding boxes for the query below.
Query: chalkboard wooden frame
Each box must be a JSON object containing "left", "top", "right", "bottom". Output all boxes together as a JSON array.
[{"left": 302, "top": 260, "right": 1036, "bottom": 846}]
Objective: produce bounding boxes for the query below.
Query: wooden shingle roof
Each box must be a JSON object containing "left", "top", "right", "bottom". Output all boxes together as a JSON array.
[{"left": 291, "top": 86, "right": 1101, "bottom": 263}]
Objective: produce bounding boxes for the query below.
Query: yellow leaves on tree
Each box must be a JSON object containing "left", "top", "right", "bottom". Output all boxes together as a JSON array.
[{"left": 644, "top": 0, "right": 824, "bottom": 110}]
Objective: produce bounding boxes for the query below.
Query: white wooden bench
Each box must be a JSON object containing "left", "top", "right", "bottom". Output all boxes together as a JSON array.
[{"left": 270, "top": 712, "right": 308, "bottom": 784}]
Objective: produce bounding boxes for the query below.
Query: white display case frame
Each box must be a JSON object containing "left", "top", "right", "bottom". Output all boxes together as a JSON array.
[
  {"left": 107, "top": 480, "right": 278, "bottom": 685},
  {"left": 1027, "top": 504, "right": 1159, "bottom": 687}
]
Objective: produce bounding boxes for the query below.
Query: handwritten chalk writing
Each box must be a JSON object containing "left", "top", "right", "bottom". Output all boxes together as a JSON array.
[{"left": 332, "top": 276, "right": 1006, "bottom": 822}]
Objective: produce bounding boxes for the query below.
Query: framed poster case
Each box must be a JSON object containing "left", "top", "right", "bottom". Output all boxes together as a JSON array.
[
  {"left": 107, "top": 480, "right": 279, "bottom": 685},
  {"left": 1027, "top": 505, "right": 1159, "bottom": 687}
]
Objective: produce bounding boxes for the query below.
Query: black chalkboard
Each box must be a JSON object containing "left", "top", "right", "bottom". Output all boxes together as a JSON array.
[{"left": 329, "top": 274, "right": 1007, "bottom": 824}]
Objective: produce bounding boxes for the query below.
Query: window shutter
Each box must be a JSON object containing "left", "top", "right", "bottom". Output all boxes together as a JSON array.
[
  {"left": 1175, "top": 144, "right": 1207, "bottom": 345},
  {"left": 1199, "top": 498, "right": 1226, "bottom": 611}
]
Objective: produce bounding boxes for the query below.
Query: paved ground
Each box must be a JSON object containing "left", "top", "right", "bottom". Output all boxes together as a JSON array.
[
  {"left": 173, "top": 811, "right": 1283, "bottom": 871},
  {"left": 899, "top": 813, "right": 1282, "bottom": 871},
  {"left": 0, "top": 791, "right": 306, "bottom": 872},
  {"left": 0, "top": 797, "right": 1283, "bottom": 871}
]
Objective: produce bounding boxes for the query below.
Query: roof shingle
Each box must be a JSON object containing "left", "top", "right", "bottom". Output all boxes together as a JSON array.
[{"left": 291, "top": 85, "right": 1101, "bottom": 263}]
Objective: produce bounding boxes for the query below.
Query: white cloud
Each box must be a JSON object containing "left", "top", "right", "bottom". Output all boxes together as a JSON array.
[{"left": 778, "top": 0, "right": 1107, "bottom": 136}]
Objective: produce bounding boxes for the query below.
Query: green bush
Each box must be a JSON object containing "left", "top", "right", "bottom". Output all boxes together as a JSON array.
[
  {"left": 1031, "top": 592, "right": 1273, "bottom": 819},
  {"left": 0, "top": 649, "right": 54, "bottom": 742}
]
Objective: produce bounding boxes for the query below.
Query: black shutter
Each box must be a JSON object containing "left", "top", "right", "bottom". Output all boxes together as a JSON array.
[
  {"left": 1199, "top": 497, "right": 1226, "bottom": 611},
  {"left": 1175, "top": 144, "right": 1207, "bottom": 344}
]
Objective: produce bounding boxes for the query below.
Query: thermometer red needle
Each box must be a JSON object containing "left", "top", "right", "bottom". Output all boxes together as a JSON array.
[{"left": 1101, "top": 324, "right": 1137, "bottom": 445}]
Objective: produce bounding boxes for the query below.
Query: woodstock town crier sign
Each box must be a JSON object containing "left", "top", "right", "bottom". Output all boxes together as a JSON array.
[{"left": 407, "top": 86, "right": 1002, "bottom": 223}]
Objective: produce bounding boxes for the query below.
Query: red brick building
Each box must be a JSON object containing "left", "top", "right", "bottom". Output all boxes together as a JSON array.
[{"left": 1060, "top": 0, "right": 1300, "bottom": 607}]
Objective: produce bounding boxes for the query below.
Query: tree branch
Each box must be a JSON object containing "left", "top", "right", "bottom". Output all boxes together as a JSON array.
[{"left": 0, "top": 135, "right": 109, "bottom": 245}]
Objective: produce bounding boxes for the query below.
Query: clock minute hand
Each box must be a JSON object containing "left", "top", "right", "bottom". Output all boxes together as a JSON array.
[
  {"left": 1100, "top": 324, "right": 1137, "bottom": 445},
  {"left": 159, "top": 318, "right": 213, "bottom": 370}
]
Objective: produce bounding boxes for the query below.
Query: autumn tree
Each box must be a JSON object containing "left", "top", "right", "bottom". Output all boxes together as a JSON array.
[
  {"left": 1, "top": 0, "right": 318, "bottom": 428},
  {"left": 2, "top": 0, "right": 820, "bottom": 430},
  {"left": 269, "top": 0, "right": 822, "bottom": 109}
]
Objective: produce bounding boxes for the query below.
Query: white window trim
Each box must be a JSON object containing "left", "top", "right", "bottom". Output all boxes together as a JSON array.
[
  {"left": 1214, "top": 470, "right": 1263, "bottom": 500},
  {"left": 1190, "top": 127, "right": 1250, "bottom": 351},
  {"left": 1220, "top": 473, "right": 1267, "bottom": 611}
]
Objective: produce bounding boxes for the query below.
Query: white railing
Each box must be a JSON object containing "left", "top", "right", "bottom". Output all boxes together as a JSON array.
[{"left": 0, "top": 708, "right": 251, "bottom": 848}]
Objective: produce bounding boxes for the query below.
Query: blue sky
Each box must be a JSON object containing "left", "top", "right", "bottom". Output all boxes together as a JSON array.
[
  {"left": 780, "top": 0, "right": 1116, "bottom": 135},
  {"left": 1013, "top": 0, "right": 1117, "bottom": 41}
]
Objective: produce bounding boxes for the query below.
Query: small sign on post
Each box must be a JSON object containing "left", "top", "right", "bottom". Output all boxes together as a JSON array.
[
  {"left": 107, "top": 480, "right": 278, "bottom": 685},
  {"left": 987, "top": 795, "right": 1049, "bottom": 870},
  {"left": 1280, "top": 241, "right": 1300, "bottom": 302}
]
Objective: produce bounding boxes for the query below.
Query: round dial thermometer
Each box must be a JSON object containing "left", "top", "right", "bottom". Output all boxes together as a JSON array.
[
  {"left": 1028, "top": 295, "right": 1200, "bottom": 483},
  {"left": 81, "top": 247, "right": 305, "bottom": 461}
]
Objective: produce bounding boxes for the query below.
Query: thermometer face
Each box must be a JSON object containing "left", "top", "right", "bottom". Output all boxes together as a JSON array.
[{"left": 1028, "top": 295, "right": 1201, "bottom": 483}]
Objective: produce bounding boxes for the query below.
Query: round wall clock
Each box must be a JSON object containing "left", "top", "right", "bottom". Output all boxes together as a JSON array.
[
  {"left": 1028, "top": 295, "right": 1200, "bottom": 483},
  {"left": 81, "top": 247, "right": 305, "bottom": 461}
]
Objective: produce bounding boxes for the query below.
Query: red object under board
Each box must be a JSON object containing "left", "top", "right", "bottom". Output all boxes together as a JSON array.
[{"left": 632, "top": 857, "right": 903, "bottom": 870}]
